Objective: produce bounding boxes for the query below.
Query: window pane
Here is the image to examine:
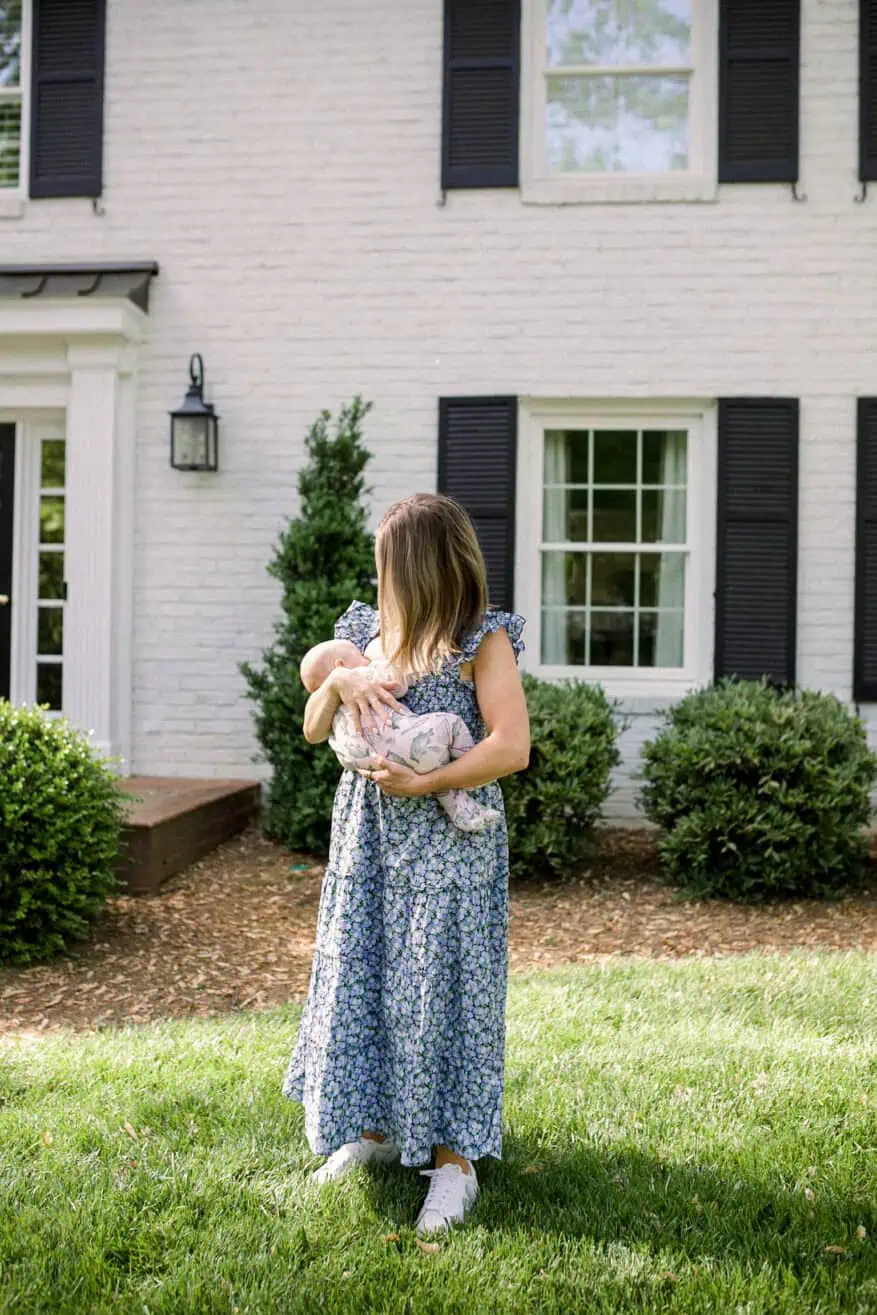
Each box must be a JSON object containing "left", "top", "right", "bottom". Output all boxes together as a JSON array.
[
  {"left": 36, "top": 663, "right": 63, "bottom": 712},
  {"left": 593, "top": 430, "right": 637, "bottom": 484},
  {"left": 40, "top": 497, "right": 65, "bottom": 545},
  {"left": 591, "top": 552, "right": 636, "bottom": 607},
  {"left": 642, "top": 428, "right": 686, "bottom": 484},
  {"left": 545, "top": 428, "right": 589, "bottom": 484},
  {"left": 38, "top": 608, "right": 64, "bottom": 657},
  {"left": 543, "top": 487, "right": 589, "bottom": 541},
  {"left": 0, "top": 2, "right": 21, "bottom": 87},
  {"left": 40, "top": 440, "right": 66, "bottom": 489},
  {"left": 640, "top": 552, "right": 685, "bottom": 609},
  {"left": 547, "top": 0, "right": 692, "bottom": 68},
  {"left": 38, "top": 552, "right": 64, "bottom": 600},
  {"left": 546, "top": 74, "right": 690, "bottom": 174},
  {"left": 542, "top": 550, "right": 588, "bottom": 605},
  {"left": 542, "top": 609, "right": 586, "bottom": 665},
  {"left": 593, "top": 488, "right": 636, "bottom": 542},
  {"left": 590, "top": 611, "right": 635, "bottom": 666},
  {"left": 639, "top": 610, "right": 684, "bottom": 667},
  {"left": 0, "top": 97, "right": 21, "bottom": 188},
  {"left": 641, "top": 488, "right": 686, "bottom": 543}
]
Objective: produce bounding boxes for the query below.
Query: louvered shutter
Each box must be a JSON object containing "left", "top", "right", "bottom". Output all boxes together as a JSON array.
[
  {"left": 715, "top": 399, "right": 799, "bottom": 685},
  {"left": 442, "top": 0, "right": 520, "bottom": 190},
  {"left": 0, "top": 425, "right": 15, "bottom": 701},
  {"left": 438, "top": 397, "right": 517, "bottom": 609},
  {"left": 30, "top": 0, "right": 106, "bottom": 199},
  {"left": 855, "top": 401, "right": 877, "bottom": 700},
  {"left": 861, "top": 0, "right": 877, "bottom": 180},
  {"left": 718, "top": 0, "right": 800, "bottom": 183}
]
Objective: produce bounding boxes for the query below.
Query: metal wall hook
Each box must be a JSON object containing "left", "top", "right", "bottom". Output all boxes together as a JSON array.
[
  {"left": 791, "top": 182, "right": 807, "bottom": 203},
  {"left": 855, "top": 180, "right": 869, "bottom": 203}
]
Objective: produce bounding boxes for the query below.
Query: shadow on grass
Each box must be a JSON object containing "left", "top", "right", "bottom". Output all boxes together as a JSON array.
[{"left": 356, "top": 1133, "right": 875, "bottom": 1278}]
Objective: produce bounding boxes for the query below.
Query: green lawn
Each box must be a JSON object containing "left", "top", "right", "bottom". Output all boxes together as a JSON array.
[{"left": 1, "top": 953, "right": 875, "bottom": 1315}]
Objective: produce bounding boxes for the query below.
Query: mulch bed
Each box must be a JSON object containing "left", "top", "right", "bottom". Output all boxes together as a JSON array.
[{"left": 1, "top": 830, "right": 876, "bottom": 1036}]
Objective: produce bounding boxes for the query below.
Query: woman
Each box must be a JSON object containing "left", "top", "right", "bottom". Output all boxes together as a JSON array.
[{"left": 282, "top": 493, "right": 530, "bottom": 1235}]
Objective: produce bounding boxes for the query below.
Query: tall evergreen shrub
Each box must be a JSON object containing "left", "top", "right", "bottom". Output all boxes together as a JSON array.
[{"left": 242, "top": 398, "right": 377, "bottom": 852}]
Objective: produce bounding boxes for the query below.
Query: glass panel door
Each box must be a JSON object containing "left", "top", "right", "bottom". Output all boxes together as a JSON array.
[{"left": 35, "top": 435, "right": 65, "bottom": 710}]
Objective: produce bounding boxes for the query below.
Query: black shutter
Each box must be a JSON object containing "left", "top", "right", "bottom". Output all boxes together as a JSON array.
[
  {"left": 855, "top": 401, "right": 877, "bottom": 700},
  {"left": 438, "top": 397, "right": 517, "bottom": 609},
  {"left": 0, "top": 425, "right": 15, "bottom": 702},
  {"left": 442, "top": 0, "right": 520, "bottom": 190},
  {"left": 30, "top": 0, "right": 106, "bottom": 199},
  {"left": 861, "top": 0, "right": 877, "bottom": 180},
  {"left": 719, "top": 0, "right": 800, "bottom": 183},
  {"left": 715, "top": 399, "right": 799, "bottom": 685}
]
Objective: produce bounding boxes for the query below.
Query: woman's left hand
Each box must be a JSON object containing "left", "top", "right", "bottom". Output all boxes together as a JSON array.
[{"left": 360, "top": 756, "right": 429, "bottom": 798}]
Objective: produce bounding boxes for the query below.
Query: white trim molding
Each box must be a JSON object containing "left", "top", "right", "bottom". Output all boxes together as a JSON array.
[
  {"left": 0, "top": 298, "right": 145, "bottom": 767},
  {"left": 516, "top": 397, "right": 717, "bottom": 699},
  {"left": 520, "top": 0, "right": 719, "bottom": 206},
  {"left": 7, "top": 414, "right": 66, "bottom": 713}
]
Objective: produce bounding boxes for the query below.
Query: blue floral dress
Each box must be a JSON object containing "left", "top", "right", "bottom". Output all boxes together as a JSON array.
[{"left": 283, "top": 601, "right": 526, "bottom": 1167}]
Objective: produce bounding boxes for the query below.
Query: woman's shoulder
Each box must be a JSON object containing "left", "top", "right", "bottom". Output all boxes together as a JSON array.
[
  {"left": 458, "top": 608, "right": 526, "bottom": 665},
  {"left": 334, "top": 600, "right": 379, "bottom": 651}
]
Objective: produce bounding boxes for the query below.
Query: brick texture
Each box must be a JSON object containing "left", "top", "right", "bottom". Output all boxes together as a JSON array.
[{"left": 3, "top": 0, "right": 873, "bottom": 815}]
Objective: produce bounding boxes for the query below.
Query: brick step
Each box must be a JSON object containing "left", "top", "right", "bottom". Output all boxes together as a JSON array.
[{"left": 116, "top": 777, "right": 262, "bottom": 894}]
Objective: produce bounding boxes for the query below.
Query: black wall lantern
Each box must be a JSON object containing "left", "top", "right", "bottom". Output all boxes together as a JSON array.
[{"left": 170, "top": 354, "right": 219, "bottom": 471}]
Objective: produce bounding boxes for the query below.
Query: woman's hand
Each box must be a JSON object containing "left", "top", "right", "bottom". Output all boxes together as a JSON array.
[
  {"left": 334, "top": 668, "right": 405, "bottom": 735},
  {"left": 361, "top": 756, "right": 429, "bottom": 798}
]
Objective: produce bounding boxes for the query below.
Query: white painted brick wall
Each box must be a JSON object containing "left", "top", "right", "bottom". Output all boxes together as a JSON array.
[{"left": 4, "top": 0, "right": 877, "bottom": 811}]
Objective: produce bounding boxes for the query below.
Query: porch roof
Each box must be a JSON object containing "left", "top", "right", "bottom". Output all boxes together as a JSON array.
[{"left": 0, "top": 262, "right": 160, "bottom": 313}]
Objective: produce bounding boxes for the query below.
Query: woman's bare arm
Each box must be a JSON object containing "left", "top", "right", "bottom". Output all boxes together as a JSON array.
[{"left": 372, "top": 629, "right": 529, "bottom": 794}]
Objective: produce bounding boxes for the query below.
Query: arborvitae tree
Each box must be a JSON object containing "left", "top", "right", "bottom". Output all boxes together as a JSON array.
[{"left": 242, "top": 398, "right": 376, "bottom": 851}]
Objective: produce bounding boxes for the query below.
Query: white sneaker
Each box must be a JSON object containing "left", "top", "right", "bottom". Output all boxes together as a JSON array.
[
  {"left": 311, "top": 1137, "right": 399, "bottom": 1185},
  {"left": 415, "top": 1163, "right": 478, "bottom": 1235}
]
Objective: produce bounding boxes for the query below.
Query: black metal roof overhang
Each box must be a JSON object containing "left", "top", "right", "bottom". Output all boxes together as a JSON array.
[{"left": 0, "top": 262, "right": 160, "bottom": 313}]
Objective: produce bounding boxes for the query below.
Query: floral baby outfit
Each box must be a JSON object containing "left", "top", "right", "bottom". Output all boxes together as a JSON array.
[
  {"left": 283, "top": 601, "right": 526, "bottom": 1167},
  {"left": 329, "top": 670, "right": 501, "bottom": 833}
]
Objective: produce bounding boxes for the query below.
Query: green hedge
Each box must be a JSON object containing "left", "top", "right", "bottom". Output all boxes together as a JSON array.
[
  {"left": 504, "top": 674, "right": 620, "bottom": 880},
  {"left": 640, "top": 680, "right": 877, "bottom": 900},
  {"left": 0, "top": 702, "right": 126, "bottom": 964}
]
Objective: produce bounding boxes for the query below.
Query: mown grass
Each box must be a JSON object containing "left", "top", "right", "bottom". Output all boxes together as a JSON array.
[{"left": 1, "top": 952, "right": 875, "bottom": 1314}]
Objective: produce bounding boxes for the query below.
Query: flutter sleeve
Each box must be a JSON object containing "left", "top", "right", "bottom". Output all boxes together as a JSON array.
[
  {"left": 458, "top": 610, "right": 526, "bottom": 665},
  {"left": 333, "top": 601, "right": 379, "bottom": 654}
]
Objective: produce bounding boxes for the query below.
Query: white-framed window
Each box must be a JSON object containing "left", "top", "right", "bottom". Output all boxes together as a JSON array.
[
  {"left": 516, "top": 400, "right": 716, "bottom": 698},
  {"left": 0, "top": 1, "right": 27, "bottom": 194},
  {"left": 521, "top": 0, "right": 718, "bottom": 205}
]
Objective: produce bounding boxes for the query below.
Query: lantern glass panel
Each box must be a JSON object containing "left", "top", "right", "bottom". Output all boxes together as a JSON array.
[{"left": 173, "top": 415, "right": 210, "bottom": 469}]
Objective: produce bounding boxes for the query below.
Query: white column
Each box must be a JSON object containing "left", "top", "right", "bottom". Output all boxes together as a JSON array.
[{"left": 64, "top": 339, "right": 138, "bottom": 766}]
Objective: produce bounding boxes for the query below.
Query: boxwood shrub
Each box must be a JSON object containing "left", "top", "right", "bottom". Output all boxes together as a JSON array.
[
  {"left": 0, "top": 702, "right": 126, "bottom": 965},
  {"left": 503, "top": 674, "right": 620, "bottom": 880},
  {"left": 640, "top": 680, "right": 877, "bottom": 900}
]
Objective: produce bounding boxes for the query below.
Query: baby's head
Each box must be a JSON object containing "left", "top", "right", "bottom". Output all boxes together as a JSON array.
[{"left": 300, "top": 639, "right": 369, "bottom": 693}]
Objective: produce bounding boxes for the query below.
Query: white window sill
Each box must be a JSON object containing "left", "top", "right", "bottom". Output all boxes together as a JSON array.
[
  {"left": 520, "top": 174, "right": 718, "bottom": 206},
  {"left": 0, "top": 193, "right": 26, "bottom": 219},
  {"left": 531, "top": 665, "right": 705, "bottom": 706}
]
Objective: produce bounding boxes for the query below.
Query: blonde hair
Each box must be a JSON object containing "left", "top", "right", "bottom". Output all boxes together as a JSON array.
[{"left": 377, "top": 493, "right": 487, "bottom": 674}]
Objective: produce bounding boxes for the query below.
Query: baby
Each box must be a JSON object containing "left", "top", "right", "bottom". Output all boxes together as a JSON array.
[{"left": 301, "top": 639, "right": 500, "bottom": 834}]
